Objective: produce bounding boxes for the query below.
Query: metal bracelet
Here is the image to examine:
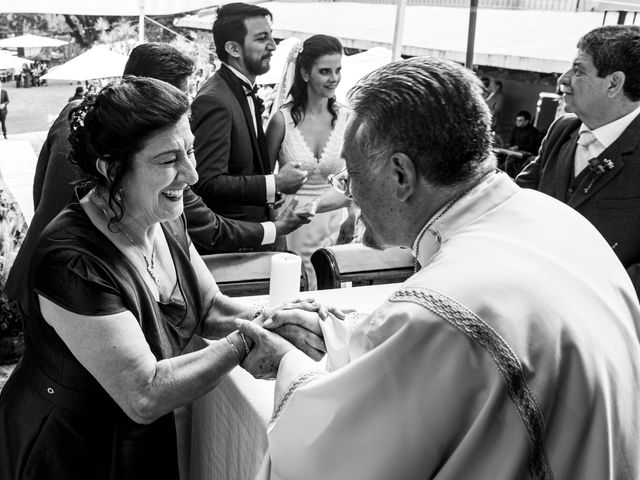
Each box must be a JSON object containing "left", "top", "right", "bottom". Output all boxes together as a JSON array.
[
  {"left": 225, "top": 336, "right": 242, "bottom": 362},
  {"left": 239, "top": 331, "right": 252, "bottom": 357}
]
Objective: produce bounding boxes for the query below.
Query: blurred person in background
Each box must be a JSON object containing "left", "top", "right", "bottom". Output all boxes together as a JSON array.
[
  {"left": 0, "top": 80, "right": 8, "bottom": 139},
  {"left": 68, "top": 85, "right": 85, "bottom": 103}
]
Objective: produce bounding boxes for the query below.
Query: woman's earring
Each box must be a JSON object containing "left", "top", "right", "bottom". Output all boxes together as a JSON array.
[{"left": 114, "top": 189, "right": 122, "bottom": 201}]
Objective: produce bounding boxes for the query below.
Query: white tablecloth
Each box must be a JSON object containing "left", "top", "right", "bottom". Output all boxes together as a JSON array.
[{"left": 188, "top": 283, "right": 401, "bottom": 480}]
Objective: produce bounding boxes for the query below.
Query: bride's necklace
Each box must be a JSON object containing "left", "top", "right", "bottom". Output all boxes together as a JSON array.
[{"left": 91, "top": 190, "right": 159, "bottom": 285}]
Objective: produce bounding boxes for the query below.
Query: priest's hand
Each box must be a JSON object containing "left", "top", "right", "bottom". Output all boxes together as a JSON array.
[
  {"left": 261, "top": 309, "right": 326, "bottom": 360},
  {"left": 266, "top": 297, "right": 348, "bottom": 322},
  {"left": 257, "top": 299, "right": 349, "bottom": 361},
  {"left": 236, "top": 319, "right": 295, "bottom": 380}
]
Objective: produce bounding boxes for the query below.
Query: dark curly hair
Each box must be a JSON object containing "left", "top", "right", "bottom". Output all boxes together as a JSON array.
[
  {"left": 68, "top": 76, "right": 189, "bottom": 227},
  {"left": 289, "top": 34, "right": 343, "bottom": 127}
]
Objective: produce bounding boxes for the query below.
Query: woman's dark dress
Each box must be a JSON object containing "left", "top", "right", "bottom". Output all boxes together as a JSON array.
[{"left": 0, "top": 200, "right": 205, "bottom": 480}]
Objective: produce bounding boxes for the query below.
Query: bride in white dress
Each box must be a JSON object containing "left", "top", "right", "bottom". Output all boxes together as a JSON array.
[{"left": 266, "top": 35, "right": 352, "bottom": 290}]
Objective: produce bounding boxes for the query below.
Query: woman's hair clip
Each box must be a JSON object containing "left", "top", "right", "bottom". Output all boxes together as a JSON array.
[
  {"left": 288, "top": 42, "right": 304, "bottom": 63},
  {"left": 69, "top": 93, "right": 98, "bottom": 134}
]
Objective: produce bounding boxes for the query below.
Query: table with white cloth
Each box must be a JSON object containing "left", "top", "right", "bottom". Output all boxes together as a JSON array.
[{"left": 188, "top": 283, "right": 401, "bottom": 480}]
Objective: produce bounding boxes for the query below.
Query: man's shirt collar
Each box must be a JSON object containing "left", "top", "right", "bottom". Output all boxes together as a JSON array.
[
  {"left": 581, "top": 104, "right": 640, "bottom": 150},
  {"left": 223, "top": 63, "right": 254, "bottom": 90}
]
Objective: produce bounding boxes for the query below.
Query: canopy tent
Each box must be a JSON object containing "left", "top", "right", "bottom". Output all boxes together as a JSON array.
[
  {"left": 256, "top": 36, "right": 302, "bottom": 86},
  {"left": 0, "top": 52, "right": 33, "bottom": 71},
  {"left": 41, "top": 46, "right": 129, "bottom": 82},
  {"left": 337, "top": 46, "right": 392, "bottom": 104},
  {"left": 176, "top": 1, "right": 604, "bottom": 74},
  {"left": 0, "top": 34, "right": 68, "bottom": 49}
]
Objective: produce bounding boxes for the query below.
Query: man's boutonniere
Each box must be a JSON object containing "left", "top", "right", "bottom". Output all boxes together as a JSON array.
[{"left": 584, "top": 157, "right": 615, "bottom": 193}]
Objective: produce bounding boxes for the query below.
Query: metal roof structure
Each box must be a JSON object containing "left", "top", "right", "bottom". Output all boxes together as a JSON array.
[{"left": 175, "top": 1, "right": 606, "bottom": 73}]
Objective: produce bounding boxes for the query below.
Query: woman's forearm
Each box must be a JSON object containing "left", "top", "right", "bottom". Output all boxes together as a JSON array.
[
  {"left": 135, "top": 336, "right": 243, "bottom": 423},
  {"left": 314, "top": 188, "right": 352, "bottom": 213},
  {"left": 199, "top": 291, "right": 257, "bottom": 339}
]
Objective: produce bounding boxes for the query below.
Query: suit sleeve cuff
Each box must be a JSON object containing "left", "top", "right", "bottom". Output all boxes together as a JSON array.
[
  {"left": 266, "top": 174, "right": 276, "bottom": 203},
  {"left": 260, "top": 221, "right": 277, "bottom": 245}
]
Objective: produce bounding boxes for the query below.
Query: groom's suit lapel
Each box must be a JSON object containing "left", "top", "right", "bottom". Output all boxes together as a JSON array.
[{"left": 218, "top": 65, "right": 268, "bottom": 174}]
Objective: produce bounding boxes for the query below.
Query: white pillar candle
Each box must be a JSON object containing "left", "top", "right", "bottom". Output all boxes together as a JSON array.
[{"left": 269, "top": 253, "right": 302, "bottom": 308}]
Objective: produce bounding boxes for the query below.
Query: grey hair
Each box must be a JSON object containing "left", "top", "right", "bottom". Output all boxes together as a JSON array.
[{"left": 347, "top": 57, "right": 494, "bottom": 186}]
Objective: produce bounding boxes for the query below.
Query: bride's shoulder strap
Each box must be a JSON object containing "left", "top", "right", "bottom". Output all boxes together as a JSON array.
[{"left": 280, "top": 105, "right": 294, "bottom": 125}]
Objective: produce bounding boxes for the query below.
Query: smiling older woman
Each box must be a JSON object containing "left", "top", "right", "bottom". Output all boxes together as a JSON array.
[{"left": 0, "top": 77, "right": 332, "bottom": 480}]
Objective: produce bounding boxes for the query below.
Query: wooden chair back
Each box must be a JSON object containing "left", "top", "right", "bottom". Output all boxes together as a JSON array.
[{"left": 311, "top": 244, "right": 414, "bottom": 290}]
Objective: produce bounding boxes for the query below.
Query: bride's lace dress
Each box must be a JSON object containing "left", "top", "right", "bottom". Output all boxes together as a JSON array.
[{"left": 278, "top": 106, "right": 348, "bottom": 289}]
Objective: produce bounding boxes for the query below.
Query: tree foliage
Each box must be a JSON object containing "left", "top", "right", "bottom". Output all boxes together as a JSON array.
[
  {"left": 0, "top": 13, "right": 49, "bottom": 38},
  {"left": 1, "top": 13, "right": 198, "bottom": 51}
]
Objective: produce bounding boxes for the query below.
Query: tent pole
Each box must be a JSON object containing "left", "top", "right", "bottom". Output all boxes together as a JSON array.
[
  {"left": 138, "top": 0, "right": 145, "bottom": 43},
  {"left": 391, "top": 0, "right": 407, "bottom": 61},
  {"left": 465, "top": 0, "right": 478, "bottom": 69}
]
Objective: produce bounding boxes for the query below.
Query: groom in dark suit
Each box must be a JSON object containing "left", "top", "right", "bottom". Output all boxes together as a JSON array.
[
  {"left": 191, "top": 2, "right": 309, "bottom": 250},
  {"left": 517, "top": 25, "right": 640, "bottom": 298}
]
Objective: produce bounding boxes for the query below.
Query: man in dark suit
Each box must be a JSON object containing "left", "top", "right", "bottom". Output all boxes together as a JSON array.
[
  {"left": 0, "top": 81, "right": 9, "bottom": 139},
  {"left": 191, "top": 3, "right": 308, "bottom": 250},
  {"left": 5, "top": 42, "right": 306, "bottom": 312},
  {"left": 517, "top": 25, "right": 640, "bottom": 298}
]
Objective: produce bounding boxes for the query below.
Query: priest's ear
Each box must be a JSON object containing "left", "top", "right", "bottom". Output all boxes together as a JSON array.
[
  {"left": 224, "top": 41, "right": 242, "bottom": 60},
  {"left": 390, "top": 153, "right": 417, "bottom": 202}
]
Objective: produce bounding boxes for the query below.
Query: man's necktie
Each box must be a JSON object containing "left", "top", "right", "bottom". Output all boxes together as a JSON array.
[{"left": 574, "top": 130, "right": 599, "bottom": 177}]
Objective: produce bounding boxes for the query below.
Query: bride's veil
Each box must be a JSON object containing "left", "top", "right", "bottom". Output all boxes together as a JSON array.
[{"left": 270, "top": 38, "right": 304, "bottom": 115}]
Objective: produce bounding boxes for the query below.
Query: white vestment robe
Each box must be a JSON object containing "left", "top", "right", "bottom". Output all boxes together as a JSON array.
[{"left": 260, "top": 171, "right": 640, "bottom": 480}]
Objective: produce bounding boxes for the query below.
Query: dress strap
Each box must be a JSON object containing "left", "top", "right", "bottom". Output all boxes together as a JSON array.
[{"left": 280, "top": 107, "right": 295, "bottom": 129}]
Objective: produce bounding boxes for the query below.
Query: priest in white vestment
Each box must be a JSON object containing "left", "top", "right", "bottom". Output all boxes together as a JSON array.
[{"left": 238, "top": 57, "right": 640, "bottom": 480}]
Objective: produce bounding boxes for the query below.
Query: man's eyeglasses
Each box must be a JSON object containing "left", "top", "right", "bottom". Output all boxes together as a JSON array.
[{"left": 328, "top": 168, "right": 350, "bottom": 196}]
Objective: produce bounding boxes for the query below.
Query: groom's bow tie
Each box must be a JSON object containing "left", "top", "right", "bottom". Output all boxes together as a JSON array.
[{"left": 240, "top": 80, "right": 265, "bottom": 116}]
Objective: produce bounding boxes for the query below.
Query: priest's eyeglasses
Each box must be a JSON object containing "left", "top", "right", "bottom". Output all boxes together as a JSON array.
[{"left": 328, "top": 168, "right": 350, "bottom": 196}]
